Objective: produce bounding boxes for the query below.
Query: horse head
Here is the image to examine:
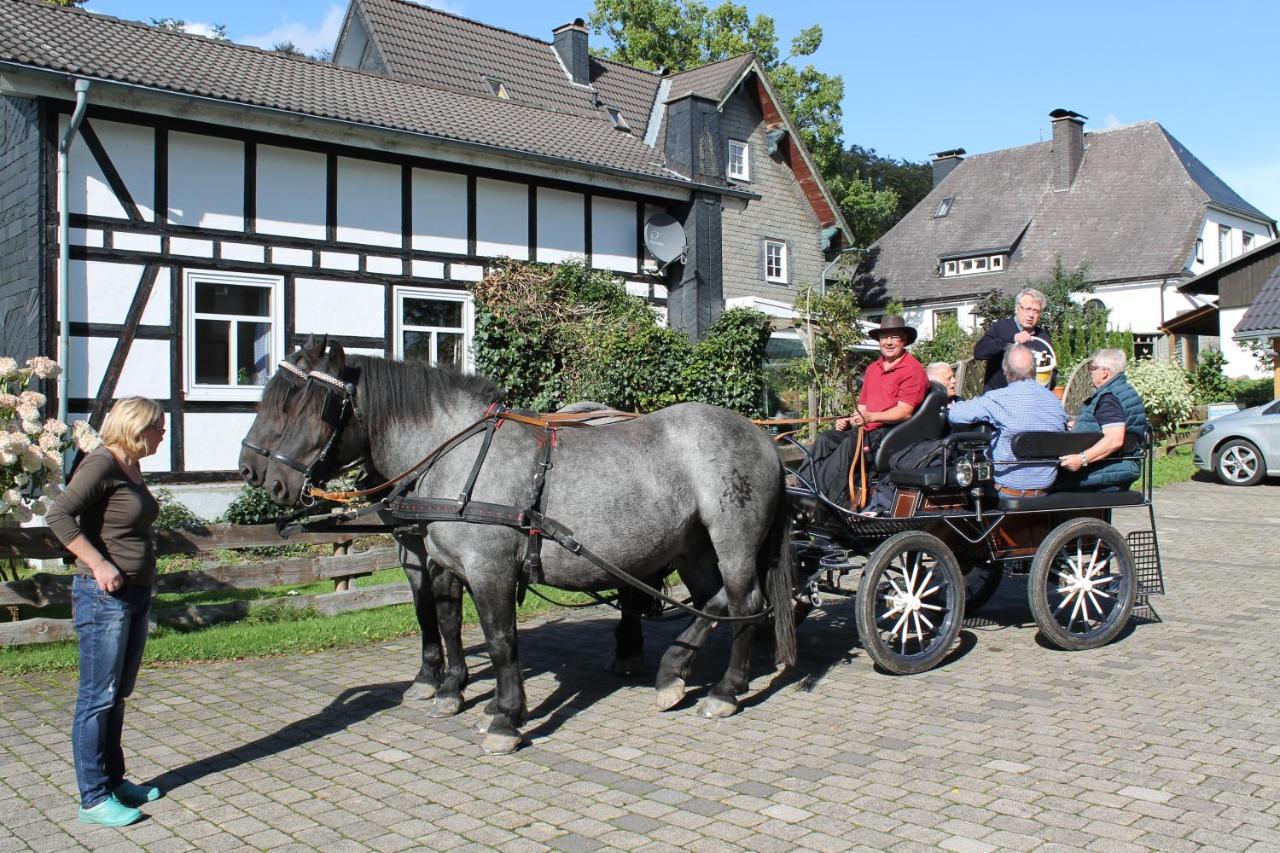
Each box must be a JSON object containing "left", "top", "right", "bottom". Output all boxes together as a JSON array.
[{"left": 239, "top": 335, "right": 367, "bottom": 506}]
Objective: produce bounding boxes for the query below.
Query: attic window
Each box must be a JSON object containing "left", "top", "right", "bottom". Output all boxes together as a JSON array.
[
  {"left": 607, "top": 108, "right": 630, "bottom": 132},
  {"left": 941, "top": 253, "right": 1005, "bottom": 277},
  {"left": 933, "top": 197, "right": 953, "bottom": 218},
  {"left": 484, "top": 77, "right": 509, "bottom": 99}
]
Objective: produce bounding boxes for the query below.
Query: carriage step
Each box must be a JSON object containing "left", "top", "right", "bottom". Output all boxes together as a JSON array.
[{"left": 818, "top": 551, "right": 857, "bottom": 572}]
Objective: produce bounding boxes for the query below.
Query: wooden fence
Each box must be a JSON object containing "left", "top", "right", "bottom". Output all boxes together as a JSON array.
[{"left": 0, "top": 524, "right": 406, "bottom": 647}]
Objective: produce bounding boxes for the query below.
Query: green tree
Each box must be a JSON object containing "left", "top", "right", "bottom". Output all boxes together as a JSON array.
[
  {"left": 150, "top": 18, "right": 229, "bottom": 39},
  {"left": 912, "top": 315, "right": 975, "bottom": 366},
  {"left": 837, "top": 144, "right": 933, "bottom": 239}
]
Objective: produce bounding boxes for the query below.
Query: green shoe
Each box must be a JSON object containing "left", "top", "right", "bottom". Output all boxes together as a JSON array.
[
  {"left": 113, "top": 780, "right": 163, "bottom": 807},
  {"left": 78, "top": 794, "right": 142, "bottom": 827}
]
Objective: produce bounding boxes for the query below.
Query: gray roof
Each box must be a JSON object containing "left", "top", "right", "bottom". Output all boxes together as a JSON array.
[
  {"left": 857, "top": 120, "right": 1276, "bottom": 305},
  {"left": 0, "top": 0, "right": 677, "bottom": 185},
  {"left": 1235, "top": 262, "right": 1280, "bottom": 338},
  {"left": 351, "top": 0, "right": 661, "bottom": 139},
  {"left": 665, "top": 54, "right": 755, "bottom": 102}
]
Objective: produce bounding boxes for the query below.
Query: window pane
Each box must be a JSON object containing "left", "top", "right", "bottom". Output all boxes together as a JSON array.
[
  {"left": 403, "top": 298, "right": 462, "bottom": 328},
  {"left": 404, "top": 330, "right": 433, "bottom": 363},
  {"left": 235, "top": 322, "right": 272, "bottom": 385},
  {"left": 437, "top": 332, "right": 464, "bottom": 368},
  {"left": 195, "top": 319, "right": 230, "bottom": 384},
  {"left": 196, "top": 282, "right": 270, "bottom": 316}
]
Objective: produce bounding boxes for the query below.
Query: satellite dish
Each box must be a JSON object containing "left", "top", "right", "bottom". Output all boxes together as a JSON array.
[{"left": 643, "top": 213, "right": 686, "bottom": 268}]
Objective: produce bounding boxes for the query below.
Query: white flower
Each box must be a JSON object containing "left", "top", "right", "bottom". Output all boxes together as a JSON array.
[
  {"left": 73, "top": 420, "right": 93, "bottom": 436},
  {"left": 76, "top": 432, "right": 101, "bottom": 452},
  {"left": 0, "top": 357, "right": 17, "bottom": 382},
  {"left": 42, "top": 418, "right": 68, "bottom": 437},
  {"left": 22, "top": 419, "right": 42, "bottom": 436},
  {"left": 43, "top": 450, "right": 61, "bottom": 473},
  {"left": 20, "top": 445, "right": 43, "bottom": 472},
  {"left": 38, "top": 433, "right": 61, "bottom": 452},
  {"left": 25, "top": 357, "right": 61, "bottom": 380},
  {"left": 18, "top": 390, "right": 46, "bottom": 408},
  {"left": 0, "top": 392, "right": 17, "bottom": 412},
  {"left": 13, "top": 472, "right": 29, "bottom": 487},
  {"left": 0, "top": 502, "right": 9, "bottom": 518},
  {"left": 1, "top": 489, "right": 20, "bottom": 506},
  {"left": 16, "top": 403, "right": 37, "bottom": 422},
  {"left": 29, "top": 498, "right": 47, "bottom": 516}
]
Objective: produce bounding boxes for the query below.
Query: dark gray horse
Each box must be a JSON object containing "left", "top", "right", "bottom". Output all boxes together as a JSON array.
[{"left": 241, "top": 339, "right": 795, "bottom": 753}]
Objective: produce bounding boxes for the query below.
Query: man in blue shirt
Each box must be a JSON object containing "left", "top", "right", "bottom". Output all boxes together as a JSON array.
[{"left": 947, "top": 345, "right": 1067, "bottom": 496}]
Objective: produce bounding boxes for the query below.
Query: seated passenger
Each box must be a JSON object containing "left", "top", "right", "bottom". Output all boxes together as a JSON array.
[
  {"left": 947, "top": 345, "right": 1067, "bottom": 497},
  {"left": 926, "top": 362, "right": 960, "bottom": 403},
  {"left": 797, "top": 315, "right": 928, "bottom": 507},
  {"left": 1057, "top": 348, "right": 1149, "bottom": 491}
]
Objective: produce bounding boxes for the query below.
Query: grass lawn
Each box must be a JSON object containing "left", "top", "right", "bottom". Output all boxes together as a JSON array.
[{"left": 1146, "top": 446, "right": 1198, "bottom": 490}]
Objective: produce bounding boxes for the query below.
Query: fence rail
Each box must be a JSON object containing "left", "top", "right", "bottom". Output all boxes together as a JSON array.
[{"left": 0, "top": 524, "right": 405, "bottom": 647}]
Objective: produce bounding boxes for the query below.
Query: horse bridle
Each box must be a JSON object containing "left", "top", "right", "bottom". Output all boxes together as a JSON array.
[{"left": 241, "top": 360, "right": 366, "bottom": 505}]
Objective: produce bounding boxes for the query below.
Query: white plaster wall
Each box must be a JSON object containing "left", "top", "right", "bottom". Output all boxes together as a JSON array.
[
  {"left": 62, "top": 117, "right": 155, "bottom": 221},
  {"left": 336, "top": 157, "right": 401, "bottom": 247},
  {"left": 1222, "top": 306, "right": 1269, "bottom": 378},
  {"left": 475, "top": 178, "right": 528, "bottom": 260},
  {"left": 1090, "top": 280, "right": 1199, "bottom": 334},
  {"left": 412, "top": 169, "right": 468, "bottom": 255},
  {"left": 66, "top": 337, "right": 169, "bottom": 400},
  {"left": 591, "top": 196, "right": 638, "bottom": 273},
  {"left": 255, "top": 145, "right": 326, "bottom": 240},
  {"left": 1189, "top": 210, "right": 1277, "bottom": 274},
  {"left": 907, "top": 300, "right": 981, "bottom": 340},
  {"left": 536, "top": 187, "right": 585, "bottom": 263},
  {"left": 293, "top": 278, "right": 385, "bottom": 338},
  {"left": 184, "top": 412, "right": 259, "bottom": 471},
  {"left": 167, "top": 132, "right": 244, "bottom": 231},
  {"left": 62, "top": 262, "right": 170, "bottom": 327}
]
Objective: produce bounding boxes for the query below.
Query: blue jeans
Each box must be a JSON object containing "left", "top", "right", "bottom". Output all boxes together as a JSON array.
[{"left": 71, "top": 575, "right": 151, "bottom": 809}]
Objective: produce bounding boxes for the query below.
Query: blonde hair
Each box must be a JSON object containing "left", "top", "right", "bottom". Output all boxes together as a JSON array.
[{"left": 99, "top": 397, "right": 164, "bottom": 459}]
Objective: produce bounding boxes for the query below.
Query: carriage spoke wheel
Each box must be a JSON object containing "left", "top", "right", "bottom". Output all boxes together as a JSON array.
[
  {"left": 855, "top": 531, "right": 964, "bottom": 675},
  {"left": 1029, "top": 518, "right": 1136, "bottom": 651}
]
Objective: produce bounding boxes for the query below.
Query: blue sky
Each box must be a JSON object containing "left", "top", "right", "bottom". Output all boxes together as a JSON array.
[{"left": 88, "top": 0, "right": 1280, "bottom": 221}]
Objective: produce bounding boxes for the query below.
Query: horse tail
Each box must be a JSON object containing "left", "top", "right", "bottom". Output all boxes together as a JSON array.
[{"left": 763, "top": 476, "right": 797, "bottom": 669}]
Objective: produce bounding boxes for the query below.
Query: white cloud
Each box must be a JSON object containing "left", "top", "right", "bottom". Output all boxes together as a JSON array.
[
  {"left": 240, "top": 5, "right": 346, "bottom": 56},
  {"left": 1101, "top": 113, "right": 1122, "bottom": 129}
]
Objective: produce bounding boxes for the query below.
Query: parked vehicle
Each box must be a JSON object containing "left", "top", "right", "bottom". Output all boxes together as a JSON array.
[{"left": 1193, "top": 399, "right": 1280, "bottom": 486}]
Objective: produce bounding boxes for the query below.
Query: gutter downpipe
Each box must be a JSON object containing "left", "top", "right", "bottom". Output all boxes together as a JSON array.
[{"left": 57, "top": 78, "right": 90, "bottom": 426}]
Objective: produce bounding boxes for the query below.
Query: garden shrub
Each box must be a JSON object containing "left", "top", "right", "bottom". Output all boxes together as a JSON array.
[
  {"left": 1127, "top": 359, "right": 1195, "bottom": 437},
  {"left": 220, "top": 484, "right": 282, "bottom": 526},
  {"left": 153, "top": 489, "right": 205, "bottom": 530},
  {"left": 1190, "top": 350, "right": 1233, "bottom": 405},
  {"left": 1227, "top": 376, "right": 1275, "bottom": 408},
  {"left": 912, "top": 315, "right": 975, "bottom": 366}
]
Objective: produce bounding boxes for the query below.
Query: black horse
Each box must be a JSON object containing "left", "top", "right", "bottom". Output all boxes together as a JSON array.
[{"left": 240, "top": 339, "right": 795, "bottom": 753}]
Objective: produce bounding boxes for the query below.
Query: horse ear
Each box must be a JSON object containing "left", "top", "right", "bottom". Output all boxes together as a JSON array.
[{"left": 327, "top": 341, "right": 346, "bottom": 373}]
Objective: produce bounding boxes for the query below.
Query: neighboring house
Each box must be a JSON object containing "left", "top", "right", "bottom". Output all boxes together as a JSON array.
[
  {"left": 0, "top": 0, "right": 848, "bottom": 488},
  {"left": 855, "top": 109, "right": 1276, "bottom": 368},
  {"left": 1175, "top": 238, "right": 1280, "bottom": 381}
]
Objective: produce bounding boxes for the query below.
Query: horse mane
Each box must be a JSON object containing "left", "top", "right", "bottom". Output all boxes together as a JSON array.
[{"left": 350, "top": 355, "right": 502, "bottom": 434}]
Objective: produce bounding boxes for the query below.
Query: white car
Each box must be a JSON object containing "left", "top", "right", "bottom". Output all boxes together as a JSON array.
[{"left": 1193, "top": 399, "right": 1280, "bottom": 486}]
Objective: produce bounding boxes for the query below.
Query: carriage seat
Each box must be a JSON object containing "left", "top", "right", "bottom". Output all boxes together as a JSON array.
[
  {"left": 996, "top": 431, "right": 1147, "bottom": 510},
  {"left": 873, "top": 381, "right": 949, "bottom": 473},
  {"left": 886, "top": 426, "right": 993, "bottom": 489}
]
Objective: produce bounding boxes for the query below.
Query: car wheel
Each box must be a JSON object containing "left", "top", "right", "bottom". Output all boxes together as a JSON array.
[{"left": 1215, "top": 439, "right": 1265, "bottom": 486}]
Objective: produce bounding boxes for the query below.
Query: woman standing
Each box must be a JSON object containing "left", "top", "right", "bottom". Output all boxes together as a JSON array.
[{"left": 46, "top": 398, "right": 165, "bottom": 827}]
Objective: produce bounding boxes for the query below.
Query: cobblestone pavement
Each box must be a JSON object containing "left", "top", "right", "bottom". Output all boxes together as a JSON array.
[{"left": 3, "top": 477, "right": 1280, "bottom": 852}]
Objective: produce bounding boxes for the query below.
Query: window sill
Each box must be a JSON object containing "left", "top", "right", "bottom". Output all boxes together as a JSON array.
[{"left": 185, "top": 385, "right": 266, "bottom": 402}]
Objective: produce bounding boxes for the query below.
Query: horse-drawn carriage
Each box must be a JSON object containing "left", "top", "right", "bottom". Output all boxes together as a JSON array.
[{"left": 240, "top": 339, "right": 1163, "bottom": 752}]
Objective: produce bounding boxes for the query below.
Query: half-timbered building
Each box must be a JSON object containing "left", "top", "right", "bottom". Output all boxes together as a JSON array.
[{"left": 0, "top": 0, "right": 848, "bottom": 495}]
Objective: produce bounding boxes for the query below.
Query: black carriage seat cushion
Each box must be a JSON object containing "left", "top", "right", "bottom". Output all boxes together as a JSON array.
[
  {"left": 1010, "top": 430, "right": 1146, "bottom": 459},
  {"left": 889, "top": 468, "right": 958, "bottom": 489},
  {"left": 997, "top": 490, "right": 1145, "bottom": 511},
  {"left": 874, "top": 381, "right": 949, "bottom": 472}
]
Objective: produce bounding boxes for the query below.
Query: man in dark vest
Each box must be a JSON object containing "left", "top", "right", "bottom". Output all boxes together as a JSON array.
[
  {"left": 1057, "top": 348, "right": 1149, "bottom": 491},
  {"left": 973, "top": 287, "right": 1055, "bottom": 392}
]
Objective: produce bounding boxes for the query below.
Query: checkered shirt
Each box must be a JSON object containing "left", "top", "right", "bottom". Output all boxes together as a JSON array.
[{"left": 947, "top": 379, "right": 1068, "bottom": 490}]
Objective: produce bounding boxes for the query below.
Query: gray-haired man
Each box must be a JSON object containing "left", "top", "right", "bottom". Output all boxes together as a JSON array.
[{"left": 973, "top": 288, "right": 1055, "bottom": 392}]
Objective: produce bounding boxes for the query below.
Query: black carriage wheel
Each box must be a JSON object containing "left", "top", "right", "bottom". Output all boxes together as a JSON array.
[
  {"left": 855, "top": 531, "right": 964, "bottom": 675},
  {"left": 1029, "top": 518, "right": 1136, "bottom": 651},
  {"left": 963, "top": 563, "right": 1003, "bottom": 616},
  {"left": 1215, "top": 439, "right": 1265, "bottom": 486}
]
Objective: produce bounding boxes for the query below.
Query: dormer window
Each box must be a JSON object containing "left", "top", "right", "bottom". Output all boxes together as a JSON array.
[
  {"left": 933, "top": 197, "right": 953, "bottom": 218},
  {"left": 941, "top": 253, "right": 1005, "bottom": 277},
  {"left": 606, "top": 108, "right": 630, "bottom": 132},
  {"left": 727, "top": 139, "right": 750, "bottom": 181},
  {"left": 484, "top": 77, "right": 509, "bottom": 99}
]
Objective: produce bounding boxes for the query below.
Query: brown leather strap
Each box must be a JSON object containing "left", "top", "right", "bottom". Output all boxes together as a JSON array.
[
  {"left": 996, "top": 485, "right": 1048, "bottom": 497},
  {"left": 847, "top": 427, "right": 869, "bottom": 510}
]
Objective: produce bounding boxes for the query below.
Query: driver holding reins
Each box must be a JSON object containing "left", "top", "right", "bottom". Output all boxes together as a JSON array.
[{"left": 974, "top": 287, "right": 1056, "bottom": 392}]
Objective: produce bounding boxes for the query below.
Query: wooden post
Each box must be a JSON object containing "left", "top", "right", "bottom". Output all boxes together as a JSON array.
[
  {"left": 807, "top": 386, "right": 818, "bottom": 441},
  {"left": 333, "top": 539, "right": 352, "bottom": 592}
]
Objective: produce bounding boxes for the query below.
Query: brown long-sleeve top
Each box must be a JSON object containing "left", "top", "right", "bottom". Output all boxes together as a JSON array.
[{"left": 46, "top": 447, "right": 160, "bottom": 586}]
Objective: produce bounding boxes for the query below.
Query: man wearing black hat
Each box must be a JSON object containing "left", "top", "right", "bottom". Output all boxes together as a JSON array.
[{"left": 799, "top": 315, "right": 929, "bottom": 508}]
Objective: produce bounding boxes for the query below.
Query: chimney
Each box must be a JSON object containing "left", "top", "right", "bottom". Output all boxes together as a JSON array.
[
  {"left": 1050, "top": 109, "right": 1086, "bottom": 191},
  {"left": 663, "top": 94, "right": 723, "bottom": 182},
  {"left": 931, "top": 149, "right": 965, "bottom": 187},
  {"left": 553, "top": 18, "right": 590, "bottom": 86}
]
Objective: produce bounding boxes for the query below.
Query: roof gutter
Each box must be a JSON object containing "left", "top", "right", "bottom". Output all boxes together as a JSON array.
[
  {"left": 0, "top": 62, "right": 757, "bottom": 202},
  {"left": 56, "top": 77, "right": 90, "bottom": 426}
]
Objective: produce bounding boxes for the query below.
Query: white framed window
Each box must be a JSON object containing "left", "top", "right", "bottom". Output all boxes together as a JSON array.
[
  {"left": 764, "top": 239, "right": 787, "bottom": 283},
  {"left": 1218, "top": 224, "right": 1231, "bottom": 262},
  {"left": 941, "top": 254, "right": 1006, "bottom": 277},
  {"left": 943, "top": 260, "right": 957, "bottom": 275},
  {"left": 934, "top": 197, "right": 953, "bottom": 218},
  {"left": 184, "top": 269, "right": 284, "bottom": 401},
  {"left": 933, "top": 308, "right": 958, "bottom": 332},
  {"left": 393, "top": 286, "right": 474, "bottom": 371},
  {"left": 1243, "top": 231, "right": 1255, "bottom": 251},
  {"left": 1194, "top": 237, "right": 1204, "bottom": 264},
  {"left": 727, "top": 139, "right": 750, "bottom": 181},
  {"left": 990, "top": 255, "right": 1003, "bottom": 270}
]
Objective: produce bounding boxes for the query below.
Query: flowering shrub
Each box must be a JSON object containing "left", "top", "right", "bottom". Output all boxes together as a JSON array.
[
  {"left": 0, "top": 356, "right": 97, "bottom": 523},
  {"left": 1126, "top": 358, "right": 1195, "bottom": 438}
]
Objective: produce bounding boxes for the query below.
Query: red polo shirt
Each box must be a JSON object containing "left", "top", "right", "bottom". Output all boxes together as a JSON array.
[{"left": 858, "top": 352, "right": 928, "bottom": 431}]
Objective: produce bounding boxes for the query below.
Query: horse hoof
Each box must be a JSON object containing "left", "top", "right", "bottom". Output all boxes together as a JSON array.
[
  {"left": 654, "top": 678, "right": 686, "bottom": 712},
  {"left": 611, "top": 655, "right": 645, "bottom": 677},
  {"left": 481, "top": 733, "right": 521, "bottom": 755},
  {"left": 402, "top": 681, "right": 438, "bottom": 701},
  {"left": 696, "top": 696, "right": 739, "bottom": 719},
  {"left": 427, "top": 695, "right": 463, "bottom": 718}
]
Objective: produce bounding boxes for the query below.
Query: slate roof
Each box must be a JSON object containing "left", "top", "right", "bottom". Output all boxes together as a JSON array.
[
  {"left": 665, "top": 54, "right": 755, "bottom": 103},
  {"left": 0, "top": 0, "right": 677, "bottom": 185},
  {"left": 856, "top": 120, "right": 1276, "bottom": 305},
  {"left": 1234, "top": 262, "right": 1280, "bottom": 337},
  {"left": 349, "top": 0, "right": 661, "bottom": 138}
]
